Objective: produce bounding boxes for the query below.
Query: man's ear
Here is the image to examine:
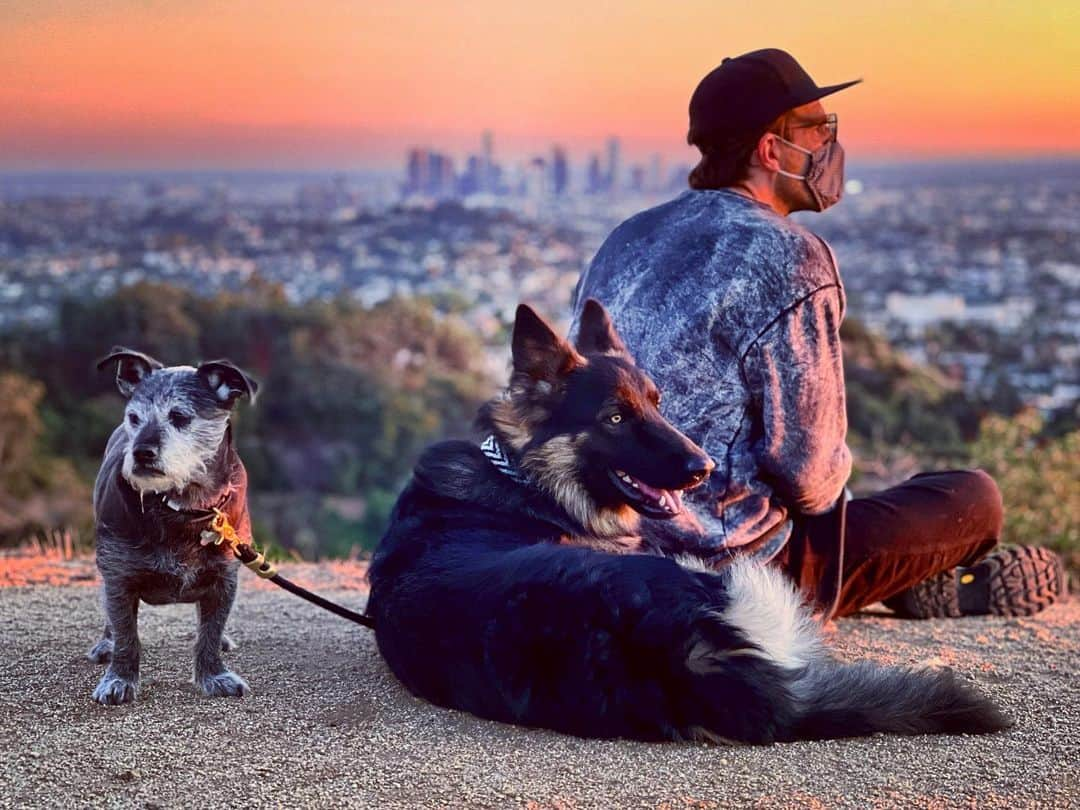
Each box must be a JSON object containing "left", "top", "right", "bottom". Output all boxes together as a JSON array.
[
  {"left": 96, "top": 347, "right": 164, "bottom": 398},
  {"left": 197, "top": 360, "right": 259, "bottom": 408},
  {"left": 574, "top": 298, "right": 629, "bottom": 357},
  {"left": 756, "top": 131, "right": 783, "bottom": 173},
  {"left": 511, "top": 304, "right": 584, "bottom": 383}
]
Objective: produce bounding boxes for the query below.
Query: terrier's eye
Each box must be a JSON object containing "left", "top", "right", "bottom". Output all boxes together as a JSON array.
[
  {"left": 609, "top": 413, "right": 623, "bottom": 425},
  {"left": 127, "top": 412, "right": 140, "bottom": 426},
  {"left": 169, "top": 410, "right": 192, "bottom": 429}
]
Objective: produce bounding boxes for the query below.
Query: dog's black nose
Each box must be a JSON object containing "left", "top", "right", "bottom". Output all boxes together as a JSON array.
[
  {"left": 133, "top": 446, "right": 158, "bottom": 465},
  {"left": 684, "top": 456, "right": 715, "bottom": 486}
]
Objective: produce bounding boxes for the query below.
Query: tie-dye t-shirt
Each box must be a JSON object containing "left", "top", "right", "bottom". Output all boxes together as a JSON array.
[{"left": 570, "top": 188, "right": 851, "bottom": 560}]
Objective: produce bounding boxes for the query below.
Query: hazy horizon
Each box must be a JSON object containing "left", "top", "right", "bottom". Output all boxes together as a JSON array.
[
  {"left": 3, "top": 1, "right": 1077, "bottom": 172},
  {"left": 5, "top": 154, "right": 1080, "bottom": 179}
]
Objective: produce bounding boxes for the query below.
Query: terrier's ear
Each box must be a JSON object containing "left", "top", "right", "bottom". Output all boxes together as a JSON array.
[
  {"left": 511, "top": 304, "right": 584, "bottom": 383},
  {"left": 574, "top": 298, "right": 629, "bottom": 358},
  {"left": 96, "top": 347, "right": 164, "bottom": 398},
  {"left": 197, "top": 360, "right": 259, "bottom": 408}
]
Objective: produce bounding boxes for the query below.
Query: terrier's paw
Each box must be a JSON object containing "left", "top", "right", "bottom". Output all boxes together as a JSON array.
[
  {"left": 87, "top": 638, "right": 114, "bottom": 664},
  {"left": 92, "top": 672, "right": 138, "bottom": 705},
  {"left": 221, "top": 634, "right": 238, "bottom": 652},
  {"left": 198, "top": 670, "right": 250, "bottom": 698}
]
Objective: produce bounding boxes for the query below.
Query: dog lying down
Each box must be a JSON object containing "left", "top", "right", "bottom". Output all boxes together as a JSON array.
[
  {"left": 367, "top": 300, "right": 1011, "bottom": 743},
  {"left": 89, "top": 348, "right": 258, "bottom": 705}
]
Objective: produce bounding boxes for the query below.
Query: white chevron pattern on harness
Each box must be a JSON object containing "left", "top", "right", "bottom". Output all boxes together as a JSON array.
[{"left": 481, "top": 434, "right": 528, "bottom": 484}]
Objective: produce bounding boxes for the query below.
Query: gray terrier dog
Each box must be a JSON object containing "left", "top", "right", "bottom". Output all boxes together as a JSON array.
[{"left": 89, "top": 347, "right": 258, "bottom": 705}]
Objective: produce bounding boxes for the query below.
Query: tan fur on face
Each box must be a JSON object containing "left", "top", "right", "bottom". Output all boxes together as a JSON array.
[
  {"left": 521, "top": 433, "right": 638, "bottom": 539},
  {"left": 486, "top": 374, "right": 573, "bottom": 454},
  {"left": 487, "top": 395, "right": 539, "bottom": 453},
  {"left": 489, "top": 346, "right": 587, "bottom": 452}
]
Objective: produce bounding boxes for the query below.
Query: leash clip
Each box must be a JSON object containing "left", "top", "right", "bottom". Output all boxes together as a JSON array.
[
  {"left": 202, "top": 508, "right": 277, "bottom": 579},
  {"left": 201, "top": 510, "right": 237, "bottom": 550}
]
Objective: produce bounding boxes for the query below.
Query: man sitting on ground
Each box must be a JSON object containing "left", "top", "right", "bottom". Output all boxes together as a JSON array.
[{"left": 570, "top": 48, "right": 1064, "bottom": 619}]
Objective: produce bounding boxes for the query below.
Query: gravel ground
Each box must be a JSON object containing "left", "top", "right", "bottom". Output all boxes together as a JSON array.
[{"left": 1, "top": 559, "right": 1077, "bottom": 809}]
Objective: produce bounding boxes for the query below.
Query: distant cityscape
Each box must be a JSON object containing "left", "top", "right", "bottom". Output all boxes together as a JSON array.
[
  {"left": 402, "top": 131, "right": 690, "bottom": 199},
  {"left": 0, "top": 137, "right": 1077, "bottom": 419}
]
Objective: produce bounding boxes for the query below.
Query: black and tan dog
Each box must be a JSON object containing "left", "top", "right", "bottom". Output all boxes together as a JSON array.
[
  {"left": 367, "top": 300, "right": 1010, "bottom": 743},
  {"left": 89, "top": 347, "right": 257, "bottom": 705}
]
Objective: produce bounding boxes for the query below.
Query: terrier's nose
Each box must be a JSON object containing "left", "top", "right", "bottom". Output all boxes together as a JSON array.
[
  {"left": 684, "top": 456, "right": 715, "bottom": 486},
  {"left": 133, "top": 446, "right": 158, "bottom": 465}
]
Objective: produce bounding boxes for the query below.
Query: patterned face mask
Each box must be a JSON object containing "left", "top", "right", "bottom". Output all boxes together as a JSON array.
[{"left": 774, "top": 136, "right": 846, "bottom": 211}]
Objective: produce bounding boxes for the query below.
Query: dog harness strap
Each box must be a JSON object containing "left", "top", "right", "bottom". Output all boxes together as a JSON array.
[{"left": 481, "top": 435, "right": 528, "bottom": 484}]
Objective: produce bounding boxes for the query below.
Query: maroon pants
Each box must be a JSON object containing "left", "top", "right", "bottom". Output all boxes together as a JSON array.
[{"left": 775, "top": 469, "right": 1004, "bottom": 618}]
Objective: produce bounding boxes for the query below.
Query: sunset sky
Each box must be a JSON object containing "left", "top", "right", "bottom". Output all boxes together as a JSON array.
[{"left": 2, "top": 0, "right": 1078, "bottom": 170}]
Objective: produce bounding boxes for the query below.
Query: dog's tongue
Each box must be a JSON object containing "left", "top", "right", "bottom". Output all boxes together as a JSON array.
[
  {"left": 668, "top": 488, "right": 684, "bottom": 512},
  {"left": 635, "top": 479, "right": 683, "bottom": 513}
]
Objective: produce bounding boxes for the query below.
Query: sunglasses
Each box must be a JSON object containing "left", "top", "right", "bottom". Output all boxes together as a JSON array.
[{"left": 789, "top": 112, "right": 838, "bottom": 142}]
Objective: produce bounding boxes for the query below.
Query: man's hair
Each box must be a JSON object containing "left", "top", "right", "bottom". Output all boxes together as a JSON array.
[{"left": 687, "top": 111, "right": 793, "bottom": 190}]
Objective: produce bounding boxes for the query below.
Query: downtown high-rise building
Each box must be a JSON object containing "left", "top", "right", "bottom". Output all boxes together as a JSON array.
[
  {"left": 481, "top": 130, "right": 495, "bottom": 194},
  {"left": 605, "top": 137, "right": 621, "bottom": 193},
  {"left": 551, "top": 146, "right": 569, "bottom": 195}
]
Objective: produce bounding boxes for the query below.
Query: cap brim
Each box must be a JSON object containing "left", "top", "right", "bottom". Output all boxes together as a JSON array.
[{"left": 802, "top": 78, "right": 862, "bottom": 105}]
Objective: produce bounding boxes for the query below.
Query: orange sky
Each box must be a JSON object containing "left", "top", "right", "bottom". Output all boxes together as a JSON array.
[{"left": 2, "top": 0, "right": 1078, "bottom": 170}]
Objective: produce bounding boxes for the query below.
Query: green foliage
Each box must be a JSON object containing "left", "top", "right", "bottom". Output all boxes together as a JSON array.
[
  {"left": 841, "top": 318, "right": 986, "bottom": 457},
  {"left": 969, "top": 410, "right": 1080, "bottom": 571},
  {"left": 0, "top": 372, "right": 92, "bottom": 540},
  {"left": 0, "top": 280, "right": 493, "bottom": 555},
  {"left": 354, "top": 487, "right": 399, "bottom": 552},
  {"left": 0, "top": 372, "right": 45, "bottom": 493},
  {"left": 3, "top": 286, "right": 1073, "bottom": 569}
]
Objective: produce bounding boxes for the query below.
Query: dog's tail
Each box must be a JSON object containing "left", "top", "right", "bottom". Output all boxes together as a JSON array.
[
  {"left": 717, "top": 558, "right": 1011, "bottom": 741},
  {"left": 787, "top": 660, "right": 1012, "bottom": 740}
]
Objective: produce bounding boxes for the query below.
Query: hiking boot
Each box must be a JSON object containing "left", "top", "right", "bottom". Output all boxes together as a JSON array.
[{"left": 885, "top": 546, "right": 1067, "bottom": 619}]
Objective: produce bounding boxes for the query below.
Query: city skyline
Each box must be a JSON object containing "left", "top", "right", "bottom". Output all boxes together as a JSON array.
[
  {"left": 402, "top": 133, "right": 670, "bottom": 198},
  {"left": 2, "top": 1, "right": 1079, "bottom": 171}
]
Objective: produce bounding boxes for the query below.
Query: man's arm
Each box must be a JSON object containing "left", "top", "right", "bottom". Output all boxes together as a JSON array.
[{"left": 741, "top": 285, "right": 852, "bottom": 515}]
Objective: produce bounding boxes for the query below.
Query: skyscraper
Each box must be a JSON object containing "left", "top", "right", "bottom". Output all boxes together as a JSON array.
[
  {"left": 586, "top": 154, "right": 605, "bottom": 195},
  {"left": 428, "top": 152, "right": 455, "bottom": 196},
  {"left": 406, "top": 148, "right": 427, "bottom": 194},
  {"left": 605, "top": 137, "right": 621, "bottom": 194},
  {"left": 481, "top": 130, "right": 495, "bottom": 193},
  {"left": 551, "top": 146, "right": 569, "bottom": 196}
]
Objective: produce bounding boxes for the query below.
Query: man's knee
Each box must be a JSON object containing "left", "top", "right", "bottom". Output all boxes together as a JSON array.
[{"left": 965, "top": 468, "right": 1004, "bottom": 539}]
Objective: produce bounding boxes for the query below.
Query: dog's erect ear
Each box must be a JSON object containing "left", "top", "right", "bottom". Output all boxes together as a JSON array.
[
  {"left": 96, "top": 347, "right": 164, "bottom": 398},
  {"left": 511, "top": 304, "right": 584, "bottom": 382},
  {"left": 574, "top": 298, "right": 629, "bottom": 358},
  {"left": 197, "top": 360, "right": 259, "bottom": 408}
]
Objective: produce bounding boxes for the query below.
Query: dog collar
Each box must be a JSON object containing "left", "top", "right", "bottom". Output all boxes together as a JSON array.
[
  {"left": 480, "top": 435, "right": 529, "bottom": 485},
  {"left": 160, "top": 489, "right": 233, "bottom": 521}
]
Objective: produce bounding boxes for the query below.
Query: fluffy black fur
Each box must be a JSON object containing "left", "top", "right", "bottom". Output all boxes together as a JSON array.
[{"left": 368, "top": 302, "right": 1011, "bottom": 743}]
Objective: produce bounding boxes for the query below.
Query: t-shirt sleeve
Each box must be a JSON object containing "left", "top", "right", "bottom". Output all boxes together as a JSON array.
[{"left": 741, "top": 285, "right": 852, "bottom": 515}]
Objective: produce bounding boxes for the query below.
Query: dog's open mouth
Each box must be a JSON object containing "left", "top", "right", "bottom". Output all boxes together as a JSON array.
[
  {"left": 132, "top": 465, "right": 166, "bottom": 477},
  {"left": 609, "top": 469, "right": 685, "bottom": 518}
]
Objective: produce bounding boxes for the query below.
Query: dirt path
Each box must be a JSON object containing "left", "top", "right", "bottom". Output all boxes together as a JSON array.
[{"left": 1, "top": 557, "right": 1077, "bottom": 809}]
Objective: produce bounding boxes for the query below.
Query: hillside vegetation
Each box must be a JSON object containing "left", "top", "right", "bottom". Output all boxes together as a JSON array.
[{"left": 1, "top": 281, "right": 1076, "bottom": 569}]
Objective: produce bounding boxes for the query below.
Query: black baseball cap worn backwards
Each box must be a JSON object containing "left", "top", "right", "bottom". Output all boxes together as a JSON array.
[{"left": 689, "top": 48, "right": 861, "bottom": 141}]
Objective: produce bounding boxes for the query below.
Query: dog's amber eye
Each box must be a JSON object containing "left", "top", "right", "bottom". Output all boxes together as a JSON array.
[
  {"left": 127, "top": 412, "right": 140, "bottom": 426},
  {"left": 609, "top": 413, "right": 623, "bottom": 424}
]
